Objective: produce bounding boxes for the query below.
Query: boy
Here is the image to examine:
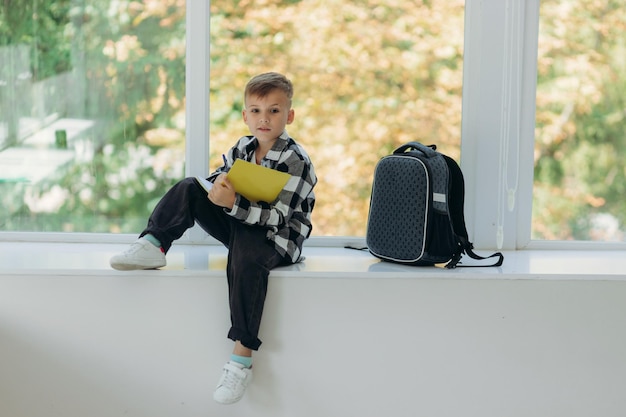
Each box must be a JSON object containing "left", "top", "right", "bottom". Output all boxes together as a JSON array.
[{"left": 110, "top": 72, "right": 317, "bottom": 404}]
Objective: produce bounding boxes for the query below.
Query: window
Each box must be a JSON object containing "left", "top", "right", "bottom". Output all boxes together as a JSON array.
[
  {"left": 3, "top": 0, "right": 624, "bottom": 250},
  {"left": 461, "top": 0, "right": 625, "bottom": 250},
  {"left": 207, "top": 0, "right": 465, "bottom": 236},
  {"left": 1, "top": 0, "right": 465, "bottom": 239},
  {"left": 533, "top": 0, "right": 626, "bottom": 241},
  {"left": 0, "top": 1, "right": 186, "bottom": 233}
]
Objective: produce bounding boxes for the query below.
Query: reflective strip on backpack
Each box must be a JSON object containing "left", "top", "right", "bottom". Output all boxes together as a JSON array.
[{"left": 433, "top": 192, "right": 446, "bottom": 203}]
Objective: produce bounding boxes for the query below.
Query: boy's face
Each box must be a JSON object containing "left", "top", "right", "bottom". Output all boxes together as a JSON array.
[{"left": 243, "top": 89, "right": 294, "bottom": 144}]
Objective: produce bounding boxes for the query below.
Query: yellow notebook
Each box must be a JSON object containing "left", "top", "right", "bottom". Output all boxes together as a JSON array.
[{"left": 226, "top": 159, "right": 291, "bottom": 202}]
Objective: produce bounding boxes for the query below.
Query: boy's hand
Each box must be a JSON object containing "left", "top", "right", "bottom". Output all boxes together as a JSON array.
[{"left": 208, "top": 173, "right": 236, "bottom": 209}]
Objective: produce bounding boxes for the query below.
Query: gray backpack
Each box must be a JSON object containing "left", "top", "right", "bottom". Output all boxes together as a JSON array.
[{"left": 365, "top": 142, "right": 503, "bottom": 268}]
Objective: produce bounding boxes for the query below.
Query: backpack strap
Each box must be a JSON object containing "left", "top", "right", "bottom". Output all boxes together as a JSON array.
[
  {"left": 394, "top": 142, "right": 438, "bottom": 158},
  {"left": 344, "top": 244, "right": 368, "bottom": 251},
  {"left": 441, "top": 154, "right": 468, "bottom": 240},
  {"left": 446, "top": 237, "right": 504, "bottom": 269},
  {"left": 441, "top": 154, "right": 504, "bottom": 269}
]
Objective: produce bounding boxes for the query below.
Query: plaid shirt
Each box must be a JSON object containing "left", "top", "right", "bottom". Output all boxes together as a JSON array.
[{"left": 208, "top": 131, "right": 317, "bottom": 263}]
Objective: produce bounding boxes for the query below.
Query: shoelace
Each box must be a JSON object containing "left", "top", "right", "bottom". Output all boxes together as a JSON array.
[
  {"left": 219, "top": 363, "right": 247, "bottom": 391},
  {"left": 121, "top": 241, "right": 146, "bottom": 256}
]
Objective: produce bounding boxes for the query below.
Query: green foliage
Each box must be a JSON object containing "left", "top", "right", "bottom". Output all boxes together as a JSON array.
[
  {"left": 534, "top": 0, "right": 626, "bottom": 240},
  {"left": 0, "top": 0, "right": 72, "bottom": 78},
  {"left": 208, "top": 0, "right": 465, "bottom": 235},
  {"left": 2, "top": 0, "right": 186, "bottom": 233}
]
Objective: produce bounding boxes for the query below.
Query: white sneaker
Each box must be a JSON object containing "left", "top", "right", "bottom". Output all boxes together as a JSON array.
[
  {"left": 213, "top": 361, "right": 253, "bottom": 405},
  {"left": 110, "top": 238, "right": 166, "bottom": 270}
]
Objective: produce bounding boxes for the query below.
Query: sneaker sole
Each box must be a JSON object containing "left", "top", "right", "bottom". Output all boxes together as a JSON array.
[{"left": 110, "top": 261, "right": 166, "bottom": 271}]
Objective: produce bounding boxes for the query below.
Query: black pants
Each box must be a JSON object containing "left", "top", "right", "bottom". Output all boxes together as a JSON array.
[{"left": 141, "top": 177, "right": 287, "bottom": 350}]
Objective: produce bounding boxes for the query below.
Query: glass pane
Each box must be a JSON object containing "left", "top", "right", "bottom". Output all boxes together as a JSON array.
[
  {"left": 0, "top": 1, "right": 186, "bottom": 232},
  {"left": 534, "top": 0, "right": 626, "bottom": 241},
  {"left": 209, "top": 0, "right": 465, "bottom": 236}
]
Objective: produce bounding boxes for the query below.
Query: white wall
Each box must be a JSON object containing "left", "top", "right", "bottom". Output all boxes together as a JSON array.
[{"left": 1, "top": 272, "right": 626, "bottom": 417}]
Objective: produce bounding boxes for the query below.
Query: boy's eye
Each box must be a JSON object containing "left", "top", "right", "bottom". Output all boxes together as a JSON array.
[{"left": 248, "top": 108, "right": 280, "bottom": 114}]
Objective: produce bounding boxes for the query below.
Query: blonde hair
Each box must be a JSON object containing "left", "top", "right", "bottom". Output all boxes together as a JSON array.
[{"left": 245, "top": 72, "right": 294, "bottom": 105}]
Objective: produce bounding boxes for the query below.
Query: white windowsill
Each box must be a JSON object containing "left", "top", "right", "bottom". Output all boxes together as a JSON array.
[{"left": 1, "top": 239, "right": 625, "bottom": 281}]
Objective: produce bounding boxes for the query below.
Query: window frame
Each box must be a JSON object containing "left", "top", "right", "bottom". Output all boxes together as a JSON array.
[{"left": 460, "top": 0, "right": 539, "bottom": 251}]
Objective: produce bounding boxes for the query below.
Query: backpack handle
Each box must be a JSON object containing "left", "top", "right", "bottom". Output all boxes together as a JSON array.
[{"left": 394, "top": 142, "right": 438, "bottom": 158}]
